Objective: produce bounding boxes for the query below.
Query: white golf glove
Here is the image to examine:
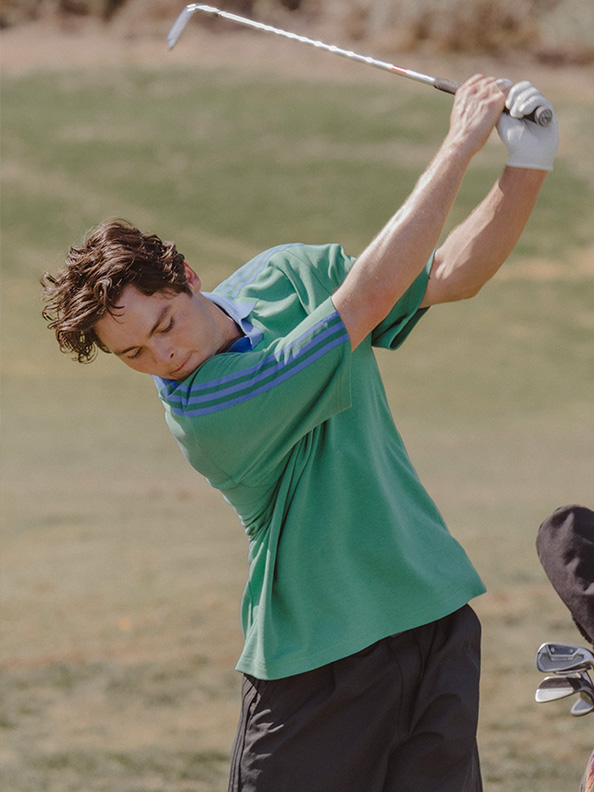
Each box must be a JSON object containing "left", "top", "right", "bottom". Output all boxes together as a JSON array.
[{"left": 496, "top": 80, "right": 559, "bottom": 171}]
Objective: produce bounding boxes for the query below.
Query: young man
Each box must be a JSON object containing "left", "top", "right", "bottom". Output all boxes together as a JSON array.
[{"left": 42, "top": 76, "right": 558, "bottom": 791}]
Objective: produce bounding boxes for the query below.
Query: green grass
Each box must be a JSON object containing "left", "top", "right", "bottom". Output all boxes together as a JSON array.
[{"left": 1, "top": 60, "right": 593, "bottom": 791}]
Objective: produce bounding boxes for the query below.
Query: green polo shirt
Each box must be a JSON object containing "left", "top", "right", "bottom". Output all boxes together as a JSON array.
[{"left": 154, "top": 243, "right": 485, "bottom": 680}]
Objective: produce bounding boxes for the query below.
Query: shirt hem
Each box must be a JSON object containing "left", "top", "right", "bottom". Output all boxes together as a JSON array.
[{"left": 235, "top": 583, "right": 486, "bottom": 680}]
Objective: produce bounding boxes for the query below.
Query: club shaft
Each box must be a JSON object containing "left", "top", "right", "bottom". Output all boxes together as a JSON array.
[
  {"left": 168, "top": 3, "right": 552, "bottom": 126},
  {"left": 169, "top": 4, "right": 438, "bottom": 86}
]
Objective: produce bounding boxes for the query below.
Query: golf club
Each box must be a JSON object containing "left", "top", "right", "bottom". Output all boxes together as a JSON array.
[
  {"left": 167, "top": 3, "right": 552, "bottom": 127},
  {"left": 537, "top": 642, "right": 594, "bottom": 675},
  {"left": 535, "top": 674, "right": 587, "bottom": 703}
]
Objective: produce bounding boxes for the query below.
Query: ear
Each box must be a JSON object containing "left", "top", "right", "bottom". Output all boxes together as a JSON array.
[{"left": 183, "top": 261, "right": 202, "bottom": 294}]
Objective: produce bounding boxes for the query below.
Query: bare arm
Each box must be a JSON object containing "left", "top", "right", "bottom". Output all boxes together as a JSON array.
[
  {"left": 332, "top": 75, "right": 507, "bottom": 351},
  {"left": 421, "top": 166, "right": 547, "bottom": 307}
]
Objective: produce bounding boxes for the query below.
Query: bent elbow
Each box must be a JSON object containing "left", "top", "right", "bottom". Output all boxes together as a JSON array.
[
  {"left": 459, "top": 280, "right": 483, "bottom": 300},
  {"left": 428, "top": 277, "right": 483, "bottom": 305}
]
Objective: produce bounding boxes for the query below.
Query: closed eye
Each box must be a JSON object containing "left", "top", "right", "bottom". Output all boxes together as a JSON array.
[{"left": 119, "top": 309, "right": 173, "bottom": 360}]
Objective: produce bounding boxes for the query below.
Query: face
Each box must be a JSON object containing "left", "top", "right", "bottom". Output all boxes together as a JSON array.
[{"left": 95, "top": 263, "right": 240, "bottom": 380}]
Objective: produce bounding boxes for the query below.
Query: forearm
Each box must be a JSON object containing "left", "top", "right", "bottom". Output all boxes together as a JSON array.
[{"left": 424, "top": 166, "right": 547, "bottom": 306}]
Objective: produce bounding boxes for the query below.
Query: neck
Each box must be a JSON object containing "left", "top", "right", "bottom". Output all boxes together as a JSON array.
[{"left": 213, "top": 302, "right": 243, "bottom": 353}]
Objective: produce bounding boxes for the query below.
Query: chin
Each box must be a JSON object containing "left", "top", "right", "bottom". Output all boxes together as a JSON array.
[{"left": 168, "top": 355, "right": 194, "bottom": 380}]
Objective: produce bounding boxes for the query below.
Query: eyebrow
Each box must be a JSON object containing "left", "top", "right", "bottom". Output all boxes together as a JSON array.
[{"left": 114, "top": 304, "right": 170, "bottom": 357}]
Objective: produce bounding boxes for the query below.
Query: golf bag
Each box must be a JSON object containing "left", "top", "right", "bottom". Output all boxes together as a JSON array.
[{"left": 535, "top": 505, "right": 594, "bottom": 792}]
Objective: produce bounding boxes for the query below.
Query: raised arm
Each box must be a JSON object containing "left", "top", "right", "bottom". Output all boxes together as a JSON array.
[
  {"left": 332, "top": 77, "right": 558, "bottom": 348},
  {"left": 422, "top": 81, "right": 558, "bottom": 307},
  {"left": 421, "top": 166, "right": 547, "bottom": 306},
  {"left": 332, "top": 75, "right": 508, "bottom": 351}
]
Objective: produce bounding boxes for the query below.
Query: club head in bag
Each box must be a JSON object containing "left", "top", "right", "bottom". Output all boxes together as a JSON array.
[
  {"left": 535, "top": 674, "right": 586, "bottom": 703},
  {"left": 571, "top": 695, "right": 594, "bottom": 717},
  {"left": 536, "top": 642, "right": 594, "bottom": 675}
]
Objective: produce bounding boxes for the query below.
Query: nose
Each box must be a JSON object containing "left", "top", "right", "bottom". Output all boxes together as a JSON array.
[{"left": 152, "top": 338, "right": 176, "bottom": 364}]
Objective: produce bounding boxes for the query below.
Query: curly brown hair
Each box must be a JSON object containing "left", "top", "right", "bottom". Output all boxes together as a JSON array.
[{"left": 41, "top": 219, "right": 190, "bottom": 363}]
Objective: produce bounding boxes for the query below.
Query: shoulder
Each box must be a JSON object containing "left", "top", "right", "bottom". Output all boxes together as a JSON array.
[
  {"left": 213, "top": 244, "right": 306, "bottom": 299},
  {"left": 214, "top": 243, "right": 355, "bottom": 300}
]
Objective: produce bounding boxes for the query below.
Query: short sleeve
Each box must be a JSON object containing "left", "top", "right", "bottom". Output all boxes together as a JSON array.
[
  {"left": 371, "top": 251, "right": 434, "bottom": 349},
  {"left": 154, "top": 296, "right": 352, "bottom": 488}
]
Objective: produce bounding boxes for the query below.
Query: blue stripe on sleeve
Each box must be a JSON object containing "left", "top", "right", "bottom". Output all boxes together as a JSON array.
[
  {"left": 154, "top": 311, "right": 349, "bottom": 417},
  {"left": 174, "top": 333, "right": 348, "bottom": 417},
  {"left": 158, "top": 311, "right": 342, "bottom": 397}
]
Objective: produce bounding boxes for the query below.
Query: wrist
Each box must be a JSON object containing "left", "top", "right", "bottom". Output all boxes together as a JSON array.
[
  {"left": 500, "top": 165, "right": 549, "bottom": 188},
  {"left": 440, "top": 133, "right": 478, "bottom": 168}
]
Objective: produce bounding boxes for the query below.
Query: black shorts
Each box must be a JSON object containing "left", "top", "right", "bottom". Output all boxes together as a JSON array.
[{"left": 228, "top": 605, "right": 483, "bottom": 792}]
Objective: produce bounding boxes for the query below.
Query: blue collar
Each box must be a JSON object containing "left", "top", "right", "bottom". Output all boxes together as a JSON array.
[{"left": 203, "top": 292, "right": 262, "bottom": 353}]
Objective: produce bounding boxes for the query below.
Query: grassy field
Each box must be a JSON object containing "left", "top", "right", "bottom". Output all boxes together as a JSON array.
[{"left": 1, "top": 39, "right": 594, "bottom": 792}]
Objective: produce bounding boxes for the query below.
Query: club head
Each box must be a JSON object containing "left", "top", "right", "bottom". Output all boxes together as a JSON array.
[
  {"left": 535, "top": 674, "right": 585, "bottom": 703},
  {"left": 168, "top": 4, "right": 199, "bottom": 49},
  {"left": 571, "top": 695, "right": 594, "bottom": 717},
  {"left": 536, "top": 642, "right": 594, "bottom": 675}
]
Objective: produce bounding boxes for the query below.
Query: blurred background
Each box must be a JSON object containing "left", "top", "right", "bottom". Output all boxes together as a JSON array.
[
  {"left": 1, "top": 1, "right": 593, "bottom": 790},
  {"left": 1, "top": 0, "right": 594, "bottom": 60}
]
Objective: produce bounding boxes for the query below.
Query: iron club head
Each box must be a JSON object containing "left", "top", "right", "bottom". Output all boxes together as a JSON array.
[
  {"left": 535, "top": 674, "right": 585, "bottom": 703},
  {"left": 168, "top": 4, "right": 213, "bottom": 49},
  {"left": 571, "top": 695, "right": 594, "bottom": 717},
  {"left": 536, "top": 642, "right": 594, "bottom": 675}
]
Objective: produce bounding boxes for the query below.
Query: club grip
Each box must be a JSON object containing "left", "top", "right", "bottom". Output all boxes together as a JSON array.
[
  {"left": 433, "top": 77, "right": 462, "bottom": 95},
  {"left": 432, "top": 77, "right": 552, "bottom": 126}
]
